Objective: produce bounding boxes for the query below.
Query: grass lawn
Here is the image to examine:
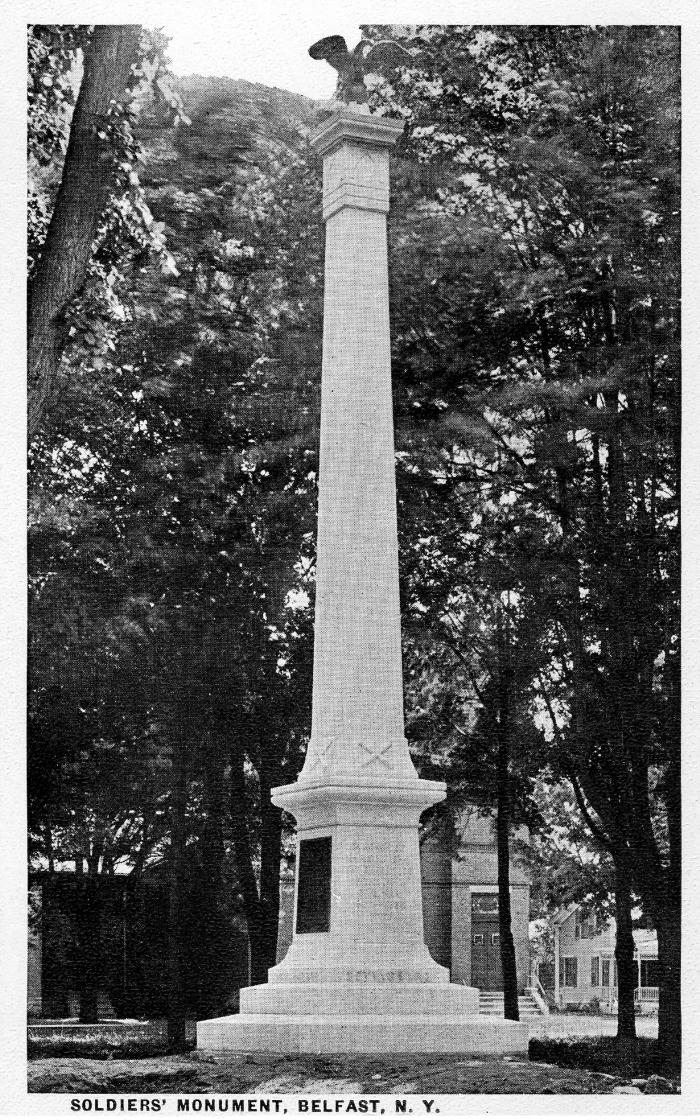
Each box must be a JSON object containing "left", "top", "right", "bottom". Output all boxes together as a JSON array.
[{"left": 546, "top": 1011, "right": 658, "bottom": 1039}]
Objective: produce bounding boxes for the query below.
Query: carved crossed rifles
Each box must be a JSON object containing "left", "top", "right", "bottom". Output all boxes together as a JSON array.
[
  {"left": 309, "top": 737, "right": 334, "bottom": 772},
  {"left": 308, "top": 737, "right": 395, "bottom": 773},
  {"left": 358, "top": 740, "right": 393, "bottom": 769}
]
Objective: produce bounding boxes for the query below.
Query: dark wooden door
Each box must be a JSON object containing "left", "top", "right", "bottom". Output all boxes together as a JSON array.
[
  {"left": 471, "top": 893, "right": 503, "bottom": 990},
  {"left": 472, "top": 922, "right": 503, "bottom": 989}
]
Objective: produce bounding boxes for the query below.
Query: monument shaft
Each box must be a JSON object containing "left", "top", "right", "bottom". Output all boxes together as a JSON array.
[
  {"left": 306, "top": 115, "right": 416, "bottom": 779},
  {"left": 312, "top": 189, "right": 404, "bottom": 758},
  {"left": 270, "top": 113, "right": 444, "bottom": 985}
]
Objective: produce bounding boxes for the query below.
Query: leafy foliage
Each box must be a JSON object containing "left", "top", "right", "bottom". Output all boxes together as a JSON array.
[
  {"left": 28, "top": 57, "right": 324, "bottom": 1010},
  {"left": 27, "top": 24, "right": 680, "bottom": 1055},
  {"left": 364, "top": 23, "right": 679, "bottom": 1060}
]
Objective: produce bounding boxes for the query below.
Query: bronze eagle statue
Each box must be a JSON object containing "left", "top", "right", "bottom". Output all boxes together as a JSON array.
[{"left": 309, "top": 35, "right": 415, "bottom": 105}]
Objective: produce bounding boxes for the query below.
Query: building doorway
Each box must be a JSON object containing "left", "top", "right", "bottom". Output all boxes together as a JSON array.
[{"left": 471, "top": 892, "right": 502, "bottom": 990}]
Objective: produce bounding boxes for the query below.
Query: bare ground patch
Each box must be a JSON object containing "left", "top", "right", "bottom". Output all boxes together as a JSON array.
[{"left": 28, "top": 1052, "right": 639, "bottom": 1095}]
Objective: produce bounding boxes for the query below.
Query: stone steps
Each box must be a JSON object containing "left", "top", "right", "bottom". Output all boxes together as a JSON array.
[{"left": 479, "top": 990, "right": 545, "bottom": 1018}]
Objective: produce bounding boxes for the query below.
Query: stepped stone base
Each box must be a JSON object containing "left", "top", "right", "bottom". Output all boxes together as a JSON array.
[
  {"left": 197, "top": 979, "right": 530, "bottom": 1054},
  {"left": 240, "top": 981, "right": 479, "bottom": 1017},
  {"left": 197, "top": 1012, "right": 529, "bottom": 1054}
]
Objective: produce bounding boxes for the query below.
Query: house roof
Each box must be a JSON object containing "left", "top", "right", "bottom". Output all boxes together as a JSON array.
[
  {"left": 552, "top": 903, "right": 579, "bottom": 926},
  {"left": 552, "top": 901, "right": 658, "bottom": 945}
]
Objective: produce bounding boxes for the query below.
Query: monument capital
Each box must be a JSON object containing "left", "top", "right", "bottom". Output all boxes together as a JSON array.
[
  {"left": 311, "top": 112, "right": 404, "bottom": 221},
  {"left": 309, "top": 111, "right": 404, "bottom": 158}
]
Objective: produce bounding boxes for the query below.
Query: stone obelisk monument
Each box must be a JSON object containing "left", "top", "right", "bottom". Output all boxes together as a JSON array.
[{"left": 198, "top": 73, "right": 528, "bottom": 1056}]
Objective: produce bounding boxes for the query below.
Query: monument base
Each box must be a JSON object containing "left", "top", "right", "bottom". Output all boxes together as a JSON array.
[
  {"left": 196, "top": 1011, "right": 529, "bottom": 1054},
  {"left": 238, "top": 981, "right": 479, "bottom": 1016}
]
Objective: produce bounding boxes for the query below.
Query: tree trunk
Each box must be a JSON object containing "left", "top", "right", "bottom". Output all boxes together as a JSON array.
[
  {"left": 257, "top": 778, "right": 283, "bottom": 981},
  {"left": 27, "top": 25, "right": 141, "bottom": 442},
  {"left": 614, "top": 858, "right": 637, "bottom": 1043},
  {"left": 496, "top": 756, "right": 519, "bottom": 1019},
  {"left": 167, "top": 741, "right": 188, "bottom": 1051},
  {"left": 622, "top": 766, "right": 680, "bottom": 1073},
  {"left": 195, "top": 754, "right": 228, "bottom": 1017},
  {"left": 77, "top": 875, "right": 101, "bottom": 1024},
  {"left": 496, "top": 641, "right": 519, "bottom": 1021},
  {"left": 656, "top": 906, "right": 681, "bottom": 1076},
  {"left": 202, "top": 756, "right": 225, "bottom": 910},
  {"left": 119, "top": 881, "right": 143, "bottom": 1019},
  {"left": 229, "top": 750, "right": 284, "bottom": 986},
  {"left": 655, "top": 744, "right": 681, "bottom": 1075},
  {"left": 229, "top": 748, "right": 264, "bottom": 984}
]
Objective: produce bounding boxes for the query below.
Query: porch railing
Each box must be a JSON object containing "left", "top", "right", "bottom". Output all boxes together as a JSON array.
[
  {"left": 635, "top": 986, "right": 659, "bottom": 1002},
  {"left": 528, "top": 970, "right": 551, "bottom": 1015}
]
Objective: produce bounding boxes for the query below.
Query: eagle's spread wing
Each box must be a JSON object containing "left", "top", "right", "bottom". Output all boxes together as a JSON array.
[
  {"left": 309, "top": 35, "right": 418, "bottom": 107},
  {"left": 356, "top": 39, "right": 415, "bottom": 69}
]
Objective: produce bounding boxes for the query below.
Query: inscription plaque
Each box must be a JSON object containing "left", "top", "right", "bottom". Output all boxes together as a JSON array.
[{"left": 296, "top": 836, "right": 332, "bottom": 933}]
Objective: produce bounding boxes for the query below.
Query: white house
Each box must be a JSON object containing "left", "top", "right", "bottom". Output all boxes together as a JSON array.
[{"left": 553, "top": 903, "right": 659, "bottom": 1012}]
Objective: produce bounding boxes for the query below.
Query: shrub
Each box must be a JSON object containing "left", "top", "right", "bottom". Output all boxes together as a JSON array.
[
  {"left": 529, "top": 1036, "right": 662, "bottom": 1079},
  {"left": 27, "top": 1022, "right": 196, "bottom": 1060}
]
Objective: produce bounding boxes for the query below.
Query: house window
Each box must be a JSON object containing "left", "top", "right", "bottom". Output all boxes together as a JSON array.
[
  {"left": 491, "top": 933, "right": 500, "bottom": 946},
  {"left": 640, "top": 959, "right": 660, "bottom": 987},
  {"left": 577, "top": 913, "right": 596, "bottom": 939},
  {"left": 561, "top": 957, "right": 578, "bottom": 988},
  {"left": 591, "top": 956, "right": 600, "bottom": 987},
  {"left": 473, "top": 934, "right": 484, "bottom": 946},
  {"left": 602, "top": 958, "right": 611, "bottom": 987}
]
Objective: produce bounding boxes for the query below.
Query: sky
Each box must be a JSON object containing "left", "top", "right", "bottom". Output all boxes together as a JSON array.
[
  {"left": 164, "top": 10, "right": 362, "bottom": 100},
  {"left": 18, "top": 0, "right": 700, "bottom": 100}
]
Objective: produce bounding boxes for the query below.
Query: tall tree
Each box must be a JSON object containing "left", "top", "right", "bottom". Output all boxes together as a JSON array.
[
  {"left": 365, "top": 23, "right": 679, "bottom": 1069},
  {"left": 28, "top": 68, "right": 321, "bottom": 1014},
  {"left": 27, "top": 24, "right": 185, "bottom": 442},
  {"left": 28, "top": 25, "right": 140, "bottom": 439}
]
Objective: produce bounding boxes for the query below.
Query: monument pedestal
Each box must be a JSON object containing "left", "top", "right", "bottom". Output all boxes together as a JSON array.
[
  {"left": 197, "top": 110, "right": 527, "bottom": 1056},
  {"left": 199, "top": 774, "right": 519, "bottom": 1053}
]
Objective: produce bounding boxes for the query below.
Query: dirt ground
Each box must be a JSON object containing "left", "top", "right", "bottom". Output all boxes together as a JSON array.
[{"left": 28, "top": 1051, "right": 640, "bottom": 1095}]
